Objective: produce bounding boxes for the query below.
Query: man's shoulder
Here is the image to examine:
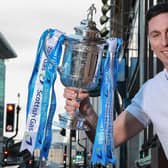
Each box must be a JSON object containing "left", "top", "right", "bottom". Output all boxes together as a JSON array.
[{"left": 143, "top": 70, "right": 164, "bottom": 87}]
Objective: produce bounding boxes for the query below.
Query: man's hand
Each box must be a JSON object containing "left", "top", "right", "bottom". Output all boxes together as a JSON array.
[
  {"left": 63, "top": 87, "right": 89, "bottom": 117},
  {"left": 64, "top": 87, "right": 97, "bottom": 142}
]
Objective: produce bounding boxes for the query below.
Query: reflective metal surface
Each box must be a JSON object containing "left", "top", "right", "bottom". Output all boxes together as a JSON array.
[{"left": 58, "top": 40, "right": 104, "bottom": 91}]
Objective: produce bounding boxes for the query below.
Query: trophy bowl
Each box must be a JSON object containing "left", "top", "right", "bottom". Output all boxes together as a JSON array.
[{"left": 58, "top": 40, "right": 104, "bottom": 91}]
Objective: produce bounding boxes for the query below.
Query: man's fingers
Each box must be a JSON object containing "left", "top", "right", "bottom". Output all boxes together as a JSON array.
[
  {"left": 64, "top": 88, "right": 77, "bottom": 99},
  {"left": 65, "top": 99, "right": 80, "bottom": 108},
  {"left": 77, "top": 90, "right": 89, "bottom": 100}
]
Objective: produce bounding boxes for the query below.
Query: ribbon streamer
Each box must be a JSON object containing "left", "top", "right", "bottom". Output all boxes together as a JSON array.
[
  {"left": 20, "top": 29, "right": 64, "bottom": 159},
  {"left": 91, "top": 38, "right": 122, "bottom": 166}
]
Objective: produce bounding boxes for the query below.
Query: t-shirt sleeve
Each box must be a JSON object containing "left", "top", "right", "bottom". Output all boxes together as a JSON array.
[{"left": 125, "top": 84, "right": 151, "bottom": 127}]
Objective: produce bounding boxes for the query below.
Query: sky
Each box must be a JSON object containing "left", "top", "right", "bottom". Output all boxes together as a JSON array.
[{"left": 0, "top": 0, "right": 102, "bottom": 138}]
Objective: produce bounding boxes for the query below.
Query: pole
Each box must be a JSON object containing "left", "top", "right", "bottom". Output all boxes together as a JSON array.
[
  {"left": 64, "top": 145, "right": 67, "bottom": 168},
  {"left": 69, "top": 130, "right": 72, "bottom": 168},
  {"left": 77, "top": 131, "right": 87, "bottom": 168}
]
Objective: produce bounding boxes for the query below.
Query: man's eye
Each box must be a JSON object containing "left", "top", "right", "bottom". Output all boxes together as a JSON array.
[{"left": 151, "top": 33, "right": 160, "bottom": 38}]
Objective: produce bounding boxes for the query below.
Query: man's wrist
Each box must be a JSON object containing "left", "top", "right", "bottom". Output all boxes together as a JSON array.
[
  {"left": 79, "top": 98, "right": 97, "bottom": 142},
  {"left": 79, "top": 97, "right": 97, "bottom": 123}
]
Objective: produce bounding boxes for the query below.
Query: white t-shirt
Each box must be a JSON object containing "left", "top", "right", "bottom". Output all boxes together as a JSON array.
[{"left": 126, "top": 69, "right": 168, "bottom": 159}]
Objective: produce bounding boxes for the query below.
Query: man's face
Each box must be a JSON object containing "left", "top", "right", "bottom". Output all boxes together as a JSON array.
[{"left": 148, "top": 13, "right": 168, "bottom": 70}]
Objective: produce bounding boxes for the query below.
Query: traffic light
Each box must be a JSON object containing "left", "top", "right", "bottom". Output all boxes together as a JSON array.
[
  {"left": 100, "top": 0, "right": 111, "bottom": 37},
  {"left": 5, "top": 103, "right": 15, "bottom": 132},
  {"left": 3, "top": 149, "right": 8, "bottom": 162}
]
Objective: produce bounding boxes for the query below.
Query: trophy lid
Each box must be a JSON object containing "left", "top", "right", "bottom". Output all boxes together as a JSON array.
[{"left": 70, "top": 4, "right": 104, "bottom": 44}]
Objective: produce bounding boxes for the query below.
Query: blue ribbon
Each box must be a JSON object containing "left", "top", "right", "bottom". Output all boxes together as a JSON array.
[
  {"left": 35, "top": 29, "right": 64, "bottom": 148},
  {"left": 37, "top": 29, "right": 65, "bottom": 158},
  {"left": 91, "top": 38, "right": 122, "bottom": 166},
  {"left": 20, "top": 28, "right": 65, "bottom": 159},
  {"left": 39, "top": 81, "right": 56, "bottom": 159},
  {"left": 26, "top": 30, "right": 49, "bottom": 118}
]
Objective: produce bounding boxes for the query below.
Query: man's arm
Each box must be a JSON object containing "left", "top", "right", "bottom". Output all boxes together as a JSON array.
[
  {"left": 80, "top": 97, "right": 145, "bottom": 145},
  {"left": 64, "top": 87, "right": 145, "bottom": 146},
  {"left": 79, "top": 97, "right": 98, "bottom": 143},
  {"left": 113, "top": 111, "right": 145, "bottom": 147},
  {"left": 82, "top": 106, "right": 145, "bottom": 146}
]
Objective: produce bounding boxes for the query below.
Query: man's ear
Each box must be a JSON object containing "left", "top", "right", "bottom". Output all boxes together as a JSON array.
[
  {"left": 150, "top": 45, "right": 154, "bottom": 51},
  {"left": 149, "top": 41, "right": 154, "bottom": 51}
]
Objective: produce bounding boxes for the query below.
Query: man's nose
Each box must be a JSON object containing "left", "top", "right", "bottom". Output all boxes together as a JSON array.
[{"left": 161, "top": 33, "right": 168, "bottom": 46}]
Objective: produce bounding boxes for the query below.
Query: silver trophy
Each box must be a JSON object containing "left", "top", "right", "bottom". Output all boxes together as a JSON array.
[{"left": 57, "top": 4, "right": 105, "bottom": 130}]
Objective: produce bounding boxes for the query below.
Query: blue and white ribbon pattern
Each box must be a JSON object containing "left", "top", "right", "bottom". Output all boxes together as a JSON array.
[
  {"left": 91, "top": 38, "right": 122, "bottom": 166},
  {"left": 20, "top": 28, "right": 65, "bottom": 159}
]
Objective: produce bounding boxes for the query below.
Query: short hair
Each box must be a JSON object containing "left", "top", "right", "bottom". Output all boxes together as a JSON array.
[{"left": 146, "top": 2, "right": 168, "bottom": 24}]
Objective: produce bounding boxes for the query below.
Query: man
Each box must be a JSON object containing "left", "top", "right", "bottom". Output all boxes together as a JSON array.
[{"left": 63, "top": 3, "right": 168, "bottom": 159}]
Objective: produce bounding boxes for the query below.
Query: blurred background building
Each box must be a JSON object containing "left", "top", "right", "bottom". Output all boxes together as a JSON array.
[{"left": 0, "top": 33, "right": 17, "bottom": 163}]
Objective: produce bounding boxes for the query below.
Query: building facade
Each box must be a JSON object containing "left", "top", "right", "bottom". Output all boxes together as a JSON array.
[
  {"left": 0, "top": 33, "right": 17, "bottom": 162},
  {"left": 0, "top": 59, "right": 5, "bottom": 161}
]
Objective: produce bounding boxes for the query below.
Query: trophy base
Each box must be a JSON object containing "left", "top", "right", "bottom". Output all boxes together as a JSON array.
[{"left": 56, "top": 112, "right": 89, "bottom": 131}]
